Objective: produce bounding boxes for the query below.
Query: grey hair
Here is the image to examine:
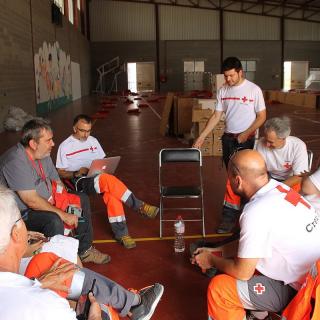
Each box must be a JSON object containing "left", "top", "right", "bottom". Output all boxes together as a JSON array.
[
  {"left": 0, "top": 186, "right": 21, "bottom": 254},
  {"left": 264, "top": 116, "right": 291, "bottom": 139},
  {"left": 20, "top": 118, "right": 52, "bottom": 147}
]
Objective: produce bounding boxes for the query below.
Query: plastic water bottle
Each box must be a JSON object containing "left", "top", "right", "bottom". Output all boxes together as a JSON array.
[{"left": 174, "top": 216, "right": 185, "bottom": 253}]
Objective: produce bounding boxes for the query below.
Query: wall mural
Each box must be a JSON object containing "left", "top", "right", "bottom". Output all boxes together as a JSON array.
[{"left": 34, "top": 41, "right": 72, "bottom": 115}]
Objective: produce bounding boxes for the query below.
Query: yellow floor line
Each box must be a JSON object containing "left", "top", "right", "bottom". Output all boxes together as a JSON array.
[{"left": 93, "top": 233, "right": 232, "bottom": 244}]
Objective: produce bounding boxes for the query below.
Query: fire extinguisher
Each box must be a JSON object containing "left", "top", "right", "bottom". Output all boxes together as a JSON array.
[{"left": 160, "top": 74, "right": 167, "bottom": 83}]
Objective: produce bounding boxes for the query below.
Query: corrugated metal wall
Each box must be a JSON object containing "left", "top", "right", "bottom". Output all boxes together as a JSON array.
[
  {"left": 224, "top": 12, "right": 280, "bottom": 40},
  {"left": 89, "top": 0, "right": 155, "bottom": 41},
  {"left": 159, "top": 5, "right": 219, "bottom": 40},
  {"left": 285, "top": 20, "right": 320, "bottom": 41}
]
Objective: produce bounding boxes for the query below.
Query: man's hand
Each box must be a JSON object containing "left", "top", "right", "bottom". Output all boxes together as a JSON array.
[
  {"left": 88, "top": 292, "right": 102, "bottom": 320},
  {"left": 192, "top": 248, "right": 215, "bottom": 272},
  {"left": 237, "top": 132, "right": 251, "bottom": 144},
  {"left": 62, "top": 212, "right": 79, "bottom": 228},
  {"left": 38, "top": 258, "right": 79, "bottom": 293},
  {"left": 77, "top": 167, "right": 89, "bottom": 176},
  {"left": 193, "top": 136, "right": 205, "bottom": 149}
]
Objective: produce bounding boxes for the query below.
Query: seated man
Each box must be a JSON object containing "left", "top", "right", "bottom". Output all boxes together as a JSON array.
[
  {"left": 193, "top": 150, "right": 320, "bottom": 319},
  {"left": 218, "top": 116, "right": 308, "bottom": 233},
  {"left": 0, "top": 186, "right": 164, "bottom": 320},
  {"left": 56, "top": 114, "right": 159, "bottom": 249},
  {"left": 0, "top": 118, "right": 109, "bottom": 264}
]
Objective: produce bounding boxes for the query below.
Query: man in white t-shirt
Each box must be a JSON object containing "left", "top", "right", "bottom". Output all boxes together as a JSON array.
[
  {"left": 193, "top": 57, "right": 266, "bottom": 233},
  {"left": 193, "top": 150, "right": 320, "bottom": 320},
  {"left": 0, "top": 186, "right": 164, "bottom": 320},
  {"left": 221, "top": 116, "right": 309, "bottom": 233},
  {"left": 56, "top": 114, "right": 159, "bottom": 249}
]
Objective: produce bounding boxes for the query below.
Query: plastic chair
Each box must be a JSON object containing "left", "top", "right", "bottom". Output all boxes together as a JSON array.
[{"left": 159, "top": 148, "right": 205, "bottom": 238}]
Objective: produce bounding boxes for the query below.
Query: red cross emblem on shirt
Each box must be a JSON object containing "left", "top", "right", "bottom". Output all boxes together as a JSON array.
[
  {"left": 253, "top": 283, "right": 265, "bottom": 295},
  {"left": 276, "top": 185, "right": 311, "bottom": 209},
  {"left": 89, "top": 146, "right": 95, "bottom": 152},
  {"left": 242, "top": 96, "right": 248, "bottom": 103},
  {"left": 283, "top": 162, "right": 292, "bottom": 169}
]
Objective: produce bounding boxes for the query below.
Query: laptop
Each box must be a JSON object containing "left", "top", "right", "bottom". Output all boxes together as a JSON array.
[{"left": 87, "top": 156, "right": 121, "bottom": 177}]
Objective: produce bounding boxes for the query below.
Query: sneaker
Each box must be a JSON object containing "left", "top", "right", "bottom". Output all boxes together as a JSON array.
[
  {"left": 139, "top": 203, "right": 159, "bottom": 219},
  {"left": 119, "top": 235, "right": 136, "bottom": 249},
  {"left": 80, "top": 246, "right": 111, "bottom": 264},
  {"left": 216, "top": 220, "right": 235, "bottom": 234},
  {"left": 246, "top": 311, "right": 271, "bottom": 320},
  {"left": 130, "top": 283, "right": 164, "bottom": 320}
]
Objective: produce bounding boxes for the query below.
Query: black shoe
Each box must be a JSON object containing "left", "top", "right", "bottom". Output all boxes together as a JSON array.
[
  {"left": 216, "top": 220, "right": 235, "bottom": 234},
  {"left": 130, "top": 283, "right": 164, "bottom": 320}
]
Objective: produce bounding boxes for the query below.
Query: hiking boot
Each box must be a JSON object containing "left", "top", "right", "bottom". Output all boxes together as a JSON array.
[
  {"left": 80, "top": 246, "right": 111, "bottom": 264},
  {"left": 130, "top": 283, "right": 164, "bottom": 320},
  {"left": 216, "top": 220, "right": 235, "bottom": 234},
  {"left": 119, "top": 235, "right": 136, "bottom": 249},
  {"left": 139, "top": 203, "right": 159, "bottom": 219}
]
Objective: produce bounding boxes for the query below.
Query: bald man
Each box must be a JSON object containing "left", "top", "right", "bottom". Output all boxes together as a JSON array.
[{"left": 193, "top": 150, "right": 320, "bottom": 320}]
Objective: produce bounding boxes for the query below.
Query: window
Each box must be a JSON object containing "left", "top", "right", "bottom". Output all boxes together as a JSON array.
[
  {"left": 241, "top": 60, "right": 256, "bottom": 82},
  {"left": 184, "top": 60, "right": 205, "bottom": 73}
]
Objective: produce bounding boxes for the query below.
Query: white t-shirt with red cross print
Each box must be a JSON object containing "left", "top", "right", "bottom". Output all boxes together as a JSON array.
[
  {"left": 255, "top": 136, "right": 308, "bottom": 181},
  {"left": 238, "top": 179, "right": 320, "bottom": 289},
  {"left": 215, "top": 79, "right": 266, "bottom": 134},
  {"left": 56, "top": 135, "right": 106, "bottom": 171}
]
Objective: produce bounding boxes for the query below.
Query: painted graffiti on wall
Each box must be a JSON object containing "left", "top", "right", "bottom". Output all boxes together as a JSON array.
[{"left": 34, "top": 41, "right": 72, "bottom": 115}]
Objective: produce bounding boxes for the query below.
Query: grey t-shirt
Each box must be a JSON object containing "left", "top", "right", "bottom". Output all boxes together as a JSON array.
[{"left": 0, "top": 143, "right": 60, "bottom": 210}]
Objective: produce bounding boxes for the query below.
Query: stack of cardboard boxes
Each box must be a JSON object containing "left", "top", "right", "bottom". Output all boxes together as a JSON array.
[{"left": 192, "top": 100, "right": 225, "bottom": 157}]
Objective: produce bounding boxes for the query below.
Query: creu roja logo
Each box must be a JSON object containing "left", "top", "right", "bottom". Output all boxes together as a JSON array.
[{"left": 306, "top": 212, "right": 320, "bottom": 232}]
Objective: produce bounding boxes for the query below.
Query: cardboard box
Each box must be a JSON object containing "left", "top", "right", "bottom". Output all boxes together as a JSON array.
[
  {"left": 201, "top": 140, "right": 213, "bottom": 156},
  {"left": 197, "top": 99, "right": 217, "bottom": 110},
  {"left": 304, "top": 94, "right": 317, "bottom": 108},
  {"left": 192, "top": 107, "right": 213, "bottom": 122},
  {"left": 268, "top": 90, "right": 279, "bottom": 101},
  {"left": 173, "top": 97, "right": 194, "bottom": 135}
]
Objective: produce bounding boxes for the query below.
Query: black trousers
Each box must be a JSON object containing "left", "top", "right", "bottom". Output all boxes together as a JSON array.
[
  {"left": 221, "top": 133, "right": 256, "bottom": 169},
  {"left": 24, "top": 191, "right": 93, "bottom": 255}
]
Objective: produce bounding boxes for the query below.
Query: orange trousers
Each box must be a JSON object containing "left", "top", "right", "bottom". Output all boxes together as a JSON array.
[
  {"left": 95, "top": 173, "right": 132, "bottom": 223},
  {"left": 207, "top": 274, "right": 246, "bottom": 320},
  {"left": 224, "top": 178, "right": 301, "bottom": 211}
]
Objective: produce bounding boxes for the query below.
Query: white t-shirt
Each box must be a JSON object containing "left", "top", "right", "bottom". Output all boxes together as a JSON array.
[
  {"left": 255, "top": 136, "right": 308, "bottom": 181},
  {"left": 0, "top": 272, "right": 76, "bottom": 320},
  {"left": 56, "top": 135, "right": 106, "bottom": 171},
  {"left": 238, "top": 179, "right": 320, "bottom": 288},
  {"left": 309, "top": 167, "right": 320, "bottom": 192},
  {"left": 215, "top": 79, "right": 266, "bottom": 134}
]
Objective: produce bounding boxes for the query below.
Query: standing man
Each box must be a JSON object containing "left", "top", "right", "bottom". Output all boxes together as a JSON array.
[
  {"left": 193, "top": 150, "right": 320, "bottom": 319},
  {"left": 193, "top": 57, "right": 266, "bottom": 233},
  {"left": 56, "top": 114, "right": 159, "bottom": 249},
  {"left": 0, "top": 118, "right": 110, "bottom": 264}
]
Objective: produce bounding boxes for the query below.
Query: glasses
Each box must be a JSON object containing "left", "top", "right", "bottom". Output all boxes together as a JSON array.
[
  {"left": 11, "top": 210, "right": 29, "bottom": 234},
  {"left": 76, "top": 127, "right": 91, "bottom": 133}
]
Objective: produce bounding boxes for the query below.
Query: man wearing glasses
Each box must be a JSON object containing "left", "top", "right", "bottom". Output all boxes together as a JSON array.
[
  {"left": 0, "top": 118, "right": 110, "bottom": 264},
  {"left": 0, "top": 186, "right": 164, "bottom": 320},
  {"left": 193, "top": 57, "right": 266, "bottom": 234},
  {"left": 56, "top": 114, "right": 159, "bottom": 249}
]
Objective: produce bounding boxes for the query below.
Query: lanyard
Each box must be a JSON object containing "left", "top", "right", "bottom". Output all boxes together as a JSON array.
[{"left": 25, "top": 150, "right": 50, "bottom": 193}]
